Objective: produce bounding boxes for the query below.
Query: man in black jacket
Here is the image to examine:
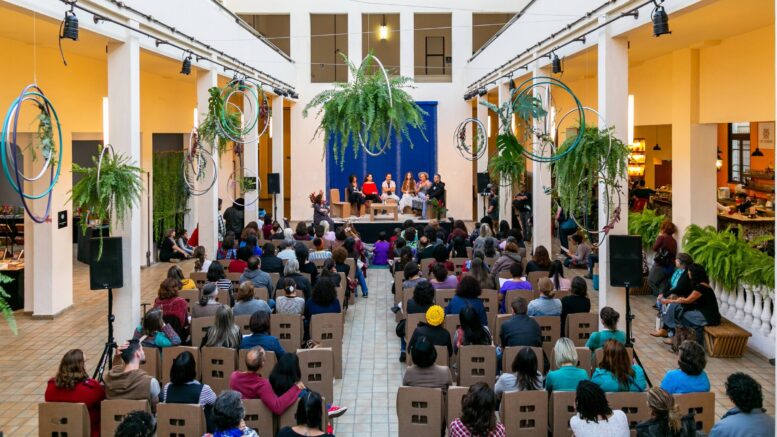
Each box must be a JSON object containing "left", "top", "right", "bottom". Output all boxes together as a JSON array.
[
  {"left": 428, "top": 174, "right": 446, "bottom": 203},
  {"left": 223, "top": 199, "right": 245, "bottom": 236},
  {"left": 499, "top": 297, "right": 542, "bottom": 348},
  {"left": 259, "top": 242, "right": 284, "bottom": 274}
]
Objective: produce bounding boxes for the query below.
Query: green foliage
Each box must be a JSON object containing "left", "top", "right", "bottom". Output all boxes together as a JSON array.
[
  {"left": 153, "top": 152, "right": 190, "bottom": 241},
  {"left": 198, "top": 87, "right": 240, "bottom": 156},
  {"left": 0, "top": 273, "right": 16, "bottom": 335},
  {"left": 303, "top": 52, "right": 427, "bottom": 168},
  {"left": 682, "top": 224, "right": 774, "bottom": 293},
  {"left": 26, "top": 104, "right": 56, "bottom": 164},
  {"left": 628, "top": 209, "right": 666, "bottom": 250},
  {"left": 554, "top": 126, "right": 628, "bottom": 219},
  {"left": 429, "top": 198, "right": 447, "bottom": 220},
  {"left": 69, "top": 145, "right": 143, "bottom": 258}
]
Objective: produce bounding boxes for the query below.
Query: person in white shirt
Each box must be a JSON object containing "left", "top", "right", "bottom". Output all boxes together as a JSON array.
[
  {"left": 381, "top": 173, "right": 400, "bottom": 202},
  {"left": 569, "top": 380, "right": 630, "bottom": 437}
]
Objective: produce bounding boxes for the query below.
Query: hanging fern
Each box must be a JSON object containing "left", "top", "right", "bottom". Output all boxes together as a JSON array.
[
  {"left": 303, "top": 52, "right": 427, "bottom": 168},
  {"left": 198, "top": 87, "right": 240, "bottom": 156},
  {"left": 628, "top": 209, "right": 666, "bottom": 250},
  {"left": 0, "top": 274, "right": 16, "bottom": 335}
]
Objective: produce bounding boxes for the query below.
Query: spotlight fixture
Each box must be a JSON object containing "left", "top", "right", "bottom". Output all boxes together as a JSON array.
[
  {"left": 651, "top": 0, "right": 671, "bottom": 37},
  {"left": 477, "top": 87, "right": 487, "bottom": 97},
  {"left": 180, "top": 52, "right": 192, "bottom": 75},
  {"left": 287, "top": 90, "right": 299, "bottom": 99},
  {"left": 551, "top": 53, "right": 562, "bottom": 74},
  {"left": 752, "top": 147, "right": 765, "bottom": 157},
  {"left": 652, "top": 125, "right": 661, "bottom": 150},
  {"left": 61, "top": 3, "right": 79, "bottom": 41},
  {"left": 273, "top": 87, "right": 285, "bottom": 97},
  {"left": 508, "top": 76, "right": 515, "bottom": 91},
  {"left": 379, "top": 15, "right": 388, "bottom": 41}
]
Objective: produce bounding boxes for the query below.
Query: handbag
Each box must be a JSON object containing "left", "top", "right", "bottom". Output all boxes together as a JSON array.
[
  {"left": 395, "top": 319, "right": 406, "bottom": 338},
  {"left": 654, "top": 247, "right": 671, "bottom": 266}
]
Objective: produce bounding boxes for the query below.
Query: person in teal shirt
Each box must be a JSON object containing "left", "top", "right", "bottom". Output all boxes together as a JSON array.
[
  {"left": 545, "top": 338, "right": 589, "bottom": 392},
  {"left": 591, "top": 340, "right": 646, "bottom": 392},
  {"left": 585, "top": 306, "right": 626, "bottom": 350}
]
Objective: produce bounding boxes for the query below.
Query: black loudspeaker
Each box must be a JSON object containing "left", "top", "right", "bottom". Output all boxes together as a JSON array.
[
  {"left": 90, "top": 237, "right": 124, "bottom": 290},
  {"left": 267, "top": 173, "right": 281, "bottom": 194},
  {"left": 476, "top": 172, "right": 490, "bottom": 194},
  {"left": 608, "top": 235, "right": 643, "bottom": 287}
]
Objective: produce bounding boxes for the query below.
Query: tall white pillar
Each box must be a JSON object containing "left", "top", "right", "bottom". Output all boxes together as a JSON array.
[
  {"left": 671, "top": 49, "right": 717, "bottom": 246},
  {"left": 348, "top": 12, "right": 362, "bottom": 81},
  {"left": 597, "top": 18, "right": 629, "bottom": 331},
  {"left": 272, "top": 96, "right": 286, "bottom": 221},
  {"left": 476, "top": 96, "right": 489, "bottom": 219},
  {"left": 399, "top": 11, "right": 414, "bottom": 78},
  {"left": 497, "top": 80, "right": 513, "bottom": 225},
  {"left": 532, "top": 64, "right": 552, "bottom": 252},
  {"left": 243, "top": 83, "right": 260, "bottom": 224},
  {"left": 108, "top": 28, "right": 141, "bottom": 341},
  {"left": 196, "top": 68, "right": 219, "bottom": 254}
]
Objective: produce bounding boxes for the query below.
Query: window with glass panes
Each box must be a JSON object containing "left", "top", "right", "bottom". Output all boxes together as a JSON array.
[{"left": 728, "top": 122, "right": 751, "bottom": 183}]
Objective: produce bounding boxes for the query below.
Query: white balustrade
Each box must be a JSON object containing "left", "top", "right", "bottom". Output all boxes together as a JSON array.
[
  {"left": 727, "top": 290, "right": 738, "bottom": 320},
  {"left": 760, "top": 296, "right": 772, "bottom": 337},
  {"left": 715, "top": 281, "right": 728, "bottom": 315},
  {"left": 734, "top": 287, "right": 746, "bottom": 323},
  {"left": 743, "top": 286, "right": 754, "bottom": 327},
  {"left": 751, "top": 288, "right": 762, "bottom": 332}
]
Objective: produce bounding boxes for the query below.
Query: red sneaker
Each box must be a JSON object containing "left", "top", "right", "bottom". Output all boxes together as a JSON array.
[{"left": 327, "top": 405, "right": 348, "bottom": 418}]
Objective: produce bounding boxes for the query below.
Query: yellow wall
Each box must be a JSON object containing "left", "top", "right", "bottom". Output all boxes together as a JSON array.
[
  {"left": 630, "top": 54, "right": 673, "bottom": 126},
  {"left": 634, "top": 124, "right": 673, "bottom": 188}
]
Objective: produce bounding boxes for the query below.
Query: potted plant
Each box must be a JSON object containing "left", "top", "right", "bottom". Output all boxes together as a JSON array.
[
  {"left": 428, "top": 198, "right": 447, "bottom": 220},
  {"left": 70, "top": 145, "right": 143, "bottom": 258},
  {"left": 0, "top": 274, "right": 16, "bottom": 334},
  {"left": 198, "top": 87, "right": 241, "bottom": 156},
  {"left": 303, "top": 52, "right": 427, "bottom": 168},
  {"left": 628, "top": 209, "right": 666, "bottom": 250}
]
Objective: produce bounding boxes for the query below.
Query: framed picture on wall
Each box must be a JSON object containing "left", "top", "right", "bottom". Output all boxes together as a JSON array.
[{"left": 758, "top": 122, "right": 774, "bottom": 149}]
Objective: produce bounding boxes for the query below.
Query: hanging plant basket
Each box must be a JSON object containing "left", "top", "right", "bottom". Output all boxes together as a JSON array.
[{"left": 303, "top": 52, "right": 427, "bottom": 168}]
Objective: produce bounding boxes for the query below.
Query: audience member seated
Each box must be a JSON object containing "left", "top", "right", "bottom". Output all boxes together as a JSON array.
[
  {"left": 260, "top": 243, "right": 285, "bottom": 273},
  {"left": 448, "top": 220, "right": 469, "bottom": 243},
  {"left": 403, "top": 336, "right": 453, "bottom": 391},
  {"left": 494, "top": 347, "right": 543, "bottom": 399},
  {"left": 429, "top": 244, "right": 455, "bottom": 272},
  {"left": 217, "top": 233, "right": 238, "bottom": 260},
  {"left": 527, "top": 278, "right": 562, "bottom": 316},
  {"left": 228, "top": 246, "right": 253, "bottom": 273},
  {"left": 407, "top": 305, "right": 453, "bottom": 362},
  {"left": 450, "top": 235, "right": 469, "bottom": 258},
  {"left": 133, "top": 308, "right": 181, "bottom": 348},
  {"left": 206, "top": 390, "right": 259, "bottom": 437},
  {"left": 277, "top": 390, "right": 334, "bottom": 437},
  {"left": 270, "top": 354, "right": 347, "bottom": 420},
  {"left": 176, "top": 229, "right": 195, "bottom": 256},
  {"left": 270, "top": 222, "right": 285, "bottom": 240},
  {"left": 202, "top": 305, "right": 242, "bottom": 349},
  {"left": 402, "top": 261, "right": 427, "bottom": 290},
  {"left": 525, "top": 245, "right": 552, "bottom": 273},
  {"left": 243, "top": 234, "right": 263, "bottom": 257},
  {"left": 586, "top": 306, "right": 626, "bottom": 350},
  {"left": 276, "top": 259, "right": 313, "bottom": 301},
  {"left": 159, "top": 228, "right": 190, "bottom": 261},
  {"left": 233, "top": 282, "right": 272, "bottom": 316},
  {"left": 656, "top": 264, "right": 722, "bottom": 344},
  {"left": 449, "top": 383, "right": 505, "bottom": 437},
  {"left": 660, "top": 340, "right": 710, "bottom": 394},
  {"left": 453, "top": 305, "right": 493, "bottom": 354},
  {"left": 498, "top": 263, "right": 532, "bottom": 313},
  {"left": 469, "top": 257, "right": 497, "bottom": 290},
  {"left": 275, "top": 241, "right": 295, "bottom": 262},
  {"left": 651, "top": 253, "right": 695, "bottom": 338},
  {"left": 229, "top": 346, "right": 303, "bottom": 414},
  {"left": 416, "top": 236, "right": 436, "bottom": 261},
  {"left": 45, "top": 349, "right": 105, "bottom": 437},
  {"left": 207, "top": 262, "right": 233, "bottom": 293},
  {"left": 429, "top": 263, "right": 457, "bottom": 290},
  {"left": 294, "top": 222, "right": 311, "bottom": 241},
  {"left": 114, "top": 410, "right": 155, "bottom": 437},
  {"left": 168, "top": 265, "right": 195, "bottom": 290},
  {"left": 304, "top": 279, "right": 341, "bottom": 340},
  {"left": 473, "top": 223, "right": 497, "bottom": 254},
  {"left": 490, "top": 242, "right": 522, "bottom": 278},
  {"left": 372, "top": 232, "right": 391, "bottom": 266},
  {"left": 295, "top": 244, "right": 319, "bottom": 285},
  {"left": 161, "top": 351, "right": 216, "bottom": 428},
  {"left": 153, "top": 277, "right": 189, "bottom": 334},
  {"left": 710, "top": 372, "right": 775, "bottom": 437},
  {"left": 548, "top": 260, "right": 571, "bottom": 291},
  {"left": 564, "top": 234, "right": 591, "bottom": 268},
  {"left": 192, "top": 283, "right": 222, "bottom": 319},
  {"left": 636, "top": 387, "right": 699, "bottom": 437},
  {"left": 193, "top": 246, "right": 213, "bottom": 273},
  {"left": 500, "top": 297, "right": 542, "bottom": 348},
  {"left": 591, "top": 340, "right": 647, "bottom": 392},
  {"left": 241, "top": 310, "right": 285, "bottom": 357},
  {"left": 445, "top": 276, "right": 488, "bottom": 327},
  {"left": 309, "top": 238, "right": 332, "bottom": 261},
  {"left": 104, "top": 341, "right": 160, "bottom": 412},
  {"left": 318, "top": 259, "right": 342, "bottom": 289},
  {"left": 277, "top": 278, "right": 306, "bottom": 315},
  {"left": 569, "top": 381, "right": 630, "bottom": 436},
  {"left": 240, "top": 256, "right": 275, "bottom": 297},
  {"left": 544, "top": 338, "right": 589, "bottom": 392},
  {"left": 560, "top": 277, "right": 591, "bottom": 334}
]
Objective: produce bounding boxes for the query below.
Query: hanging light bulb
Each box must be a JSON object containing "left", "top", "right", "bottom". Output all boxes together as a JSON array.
[
  {"left": 180, "top": 52, "right": 192, "bottom": 75},
  {"left": 551, "top": 53, "right": 562, "bottom": 74},
  {"left": 716, "top": 148, "right": 723, "bottom": 171},
  {"left": 652, "top": 0, "right": 671, "bottom": 37},
  {"left": 653, "top": 126, "right": 661, "bottom": 151},
  {"left": 379, "top": 15, "right": 388, "bottom": 40}
]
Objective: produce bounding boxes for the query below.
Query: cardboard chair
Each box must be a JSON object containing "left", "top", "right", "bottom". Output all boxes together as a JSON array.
[
  {"left": 235, "top": 314, "right": 252, "bottom": 336},
  {"left": 190, "top": 272, "right": 207, "bottom": 289},
  {"left": 502, "top": 346, "right": 545, "bottom": 375},
  {"left": 550, "top": 347, "right": 592, "bottom": 376},
  {"left": 484, "top": 257, "right": 498, "bottom": 268},
  {"left": 480, "top": 289, "right": 499, "bottom": 334},
  {"left": 403, "top": 313, "right": 428, "bottom": 366},
  {"left": 394, "top": 271, "right": 405, "bottom": 304},
  {"left": 494, "top": 314, "right": 512, "bottom": 347},
  {"left": 217, "top": 260, "right": 231, "bottom": 268},
  {"left": 252, "top": 286, "right": 270, "bottom": 302},
  {"left": 446, "top": 386, "right": 468, "bottom": 432},
  {"left": 533, "top": 316, "right": 561, "bottom": 361},
  {"left": 191, "top": 316, "right": 216, "bottom": 348},
  {"left": 443, "top": 315, "right": 460, "bottom": 345},
  {"left": 565, "top": 313, "right": 599, "bottom": 347},
  {"left": 504, "top": 289, "right": 537, "bottom": 309},
  {"left": 434, "top": 345, "right": 450, "bottom": 367},
  {"left": 242, "top": 399, "right": 275, "bottom": 437},
  {"left": 457, "top": 345, "right": 497, "bottom": 388},
  {"left": 674, "top": 392, "right": 715, "bottom": 435},
  {"left": 498, "top": 270, "right": 513, "bottom": 279},
  {"left": 298, "top": 348, "right": 335, "bottom": 403},
  {"left": 39, "top": 402, "right": 90, "bottom": 437},
  {"left": 329, "top": 188, "right": 350, "bottom": 218},
  {"left": 344, "top": 258, "right": 356, "bottom": 281},
  {"left": 161, "top": 346, "right": 200, "bottom": 384},
  {"left": 419, "top": 258, "right": 434, "bottom": 276},
  {"left": 527, "top": 271, "right": 546, "bottom": 293},
  {"left": 606, "top": 392, "right": 651, "bottom": 434},
  {"left": 434, "top": 289, "right": 456, "bottom": 308},
  {"left": 237, "top": 349, "right": 276, "bottom": 376},
  {"left": 179, "top": 289, "right": 200, "bottom": 314},
  {"left": 278, "top": 397, "right": 327, "bottom": 431},
  {"left": 201, "top": 347, "right": 237, "bottom": 395},
  {"left": 216, "top": 289, "right": 231, "bottom": 306},
  {"left": 550, "top": 390, "right": 577, "bottom": 437},
  {"left": 156, "top": 403, "right": 205, "bottom": 437},
  {"left": 310, "top": 313, "right": 343, "bottom": 379},
  {"left": 226, "top": 272, "right": 242, "bottom": 288},
  {"left": 500, "top": 390, "right": 548, "bottom": 437},
  {"left": 100, "top": 399, "right": 149, "bottom": 437},
  {"left": 397, "top": 386, "right": 443, "bottom": 437},
  {"left": 451, "top": 257, "right": 467, "bottom": 275},
  {"left": 271, "top": 314, "right": 303, "bottom": 353}
]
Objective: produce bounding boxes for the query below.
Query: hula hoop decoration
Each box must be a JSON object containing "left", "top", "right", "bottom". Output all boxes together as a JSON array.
[
  {"left": 182, "top": 128, "right": 218, "bottom": 196},
  {"left": 227, "top": 167, "right": 261, "bottom": 208},
  {"left": 453, "top": 118, "right": 487, "bottom": 161},
  {"left": 0, "top": 84, "right": 63, "bottom": 223},
  {"left": 356, "top": 56, "right": 393, "bottom": 157},
  {"left": 217, "top": 79, "right": 269, "bottom": 145}
]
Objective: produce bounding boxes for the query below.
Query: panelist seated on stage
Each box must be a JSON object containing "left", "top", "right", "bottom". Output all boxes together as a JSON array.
[
  {"left": 362, "top": 174, "right": 381, "bottom": 203},
  {"left": 381, "top": 173, "right": 399, "bottom": 202},
  {"left": 346, "top": 175, "right": 365, "bottom": 216},
  {"left": 398, "top": 171, "right": 417, "bottom": 212}
]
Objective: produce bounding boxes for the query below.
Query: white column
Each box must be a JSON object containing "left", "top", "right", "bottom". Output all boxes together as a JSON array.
[
  {"left": 196, "top": 68, "right": 219, "bottom": 254},
  {"left": 671, "top": 48, "right": 717, "bottom": 245},
  {"left": 532, "top": 64, "right": 552, "bottom": 252},
  {"left": 348, "top": 12, "right": 362, "bottom": 81},
  {"left": 399, "top": 11, "right": 414, "bottom": 78},
  {"left": 597, "top": 18, "right": 629, "bottom": 331},
  {"left": 107, "top": 27, "right": 141, "bottom": 341},
  {"left": 497, "top": 80, "right": 513, "bottom": 225},
  {"left": 476, "top": 96, "right": 489, "bottom": 219},
  {"left": 243, "top": 83, "right": 260, "bottom": 224},
  {"left": 272, "top": 96, "right": 286, "bottom": 221}
]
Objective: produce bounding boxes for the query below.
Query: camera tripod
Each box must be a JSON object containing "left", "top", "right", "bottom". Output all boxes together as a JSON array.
[
  {"left": 93, "top": 287, "right": 117, "bottom": 382},
  {"left": 623, "top": 281, "right": 653, "bottom": 388}
]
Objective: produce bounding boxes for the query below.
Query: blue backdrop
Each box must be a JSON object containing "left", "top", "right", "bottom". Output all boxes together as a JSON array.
[{"left": 326, "top": 101, "right": 437, "bottom": 194}]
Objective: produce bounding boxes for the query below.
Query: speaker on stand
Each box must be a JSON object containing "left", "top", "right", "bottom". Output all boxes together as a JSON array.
[
  {"left": 267, "top": 173, "right": 280, "bottom": 220},
  {"left": 89, "top": 237, "right": 124, "bottom": 382}
]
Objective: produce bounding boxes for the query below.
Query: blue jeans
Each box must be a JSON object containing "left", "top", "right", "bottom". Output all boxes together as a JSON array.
[
  {"left": 355, "top": 267, "right": 368, "bottom": 296},
  {"left": 400, "top": 337, "right": 406, "bottom": 352},
  {"left": 419, "top": 193, "right": 428, "bottom": 217}
]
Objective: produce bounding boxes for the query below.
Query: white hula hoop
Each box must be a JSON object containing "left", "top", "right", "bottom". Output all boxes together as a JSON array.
[
  {"left": 227, "top": 168, "right": 261, "bottom": 207},
  {"left": 356, "top": 55, "right": 394, "bottom": 157}
]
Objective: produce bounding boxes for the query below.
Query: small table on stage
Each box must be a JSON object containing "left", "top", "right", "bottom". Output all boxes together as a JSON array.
[{"left": 369, "top": 203, "right": 398, "bottom": 222}]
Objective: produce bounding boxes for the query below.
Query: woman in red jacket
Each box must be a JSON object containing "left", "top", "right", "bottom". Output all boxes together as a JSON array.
[
  {"left": 45, "top": 349, "right": 105, "bottom": 437},
  {"left": 362, "top": 173, "right": 381, "bottom": 204},
  {"left": 153, "top": 277, "right": 189, "bottom": 336}
]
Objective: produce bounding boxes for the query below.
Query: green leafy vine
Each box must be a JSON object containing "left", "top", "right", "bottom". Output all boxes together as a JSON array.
[{"left": 153, "top": 152, "right": 190, "bottom": 241}]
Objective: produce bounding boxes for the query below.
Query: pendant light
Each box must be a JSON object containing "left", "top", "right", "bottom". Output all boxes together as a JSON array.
[
  {"left": 379, "top": 15, "right": 388, "bottom": 40},
  {"left": 752, "top": 147, "right": 765, "bottom": 157},
  {"left": 652, "top": 126, "right": 661, "bottom": 151},
  {"left": 551, "top": 53, "right": 562, "bottom": 74}
]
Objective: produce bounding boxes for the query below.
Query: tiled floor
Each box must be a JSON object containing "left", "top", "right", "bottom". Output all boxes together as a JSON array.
[{"left": 0, "top": 253, "right": 773, "bottom": 436}]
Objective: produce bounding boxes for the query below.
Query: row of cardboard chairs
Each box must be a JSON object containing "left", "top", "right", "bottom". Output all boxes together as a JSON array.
[
  {"left": 398, "top": 386, "right": 715, "bottom": 437},
  {"left": 40, "top": 394, "right": 328, "bottom": 437}
]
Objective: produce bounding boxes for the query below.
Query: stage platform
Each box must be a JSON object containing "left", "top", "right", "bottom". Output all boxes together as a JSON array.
[{"left": 332, "top": 213, "right": 451, "bottom": 243}]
